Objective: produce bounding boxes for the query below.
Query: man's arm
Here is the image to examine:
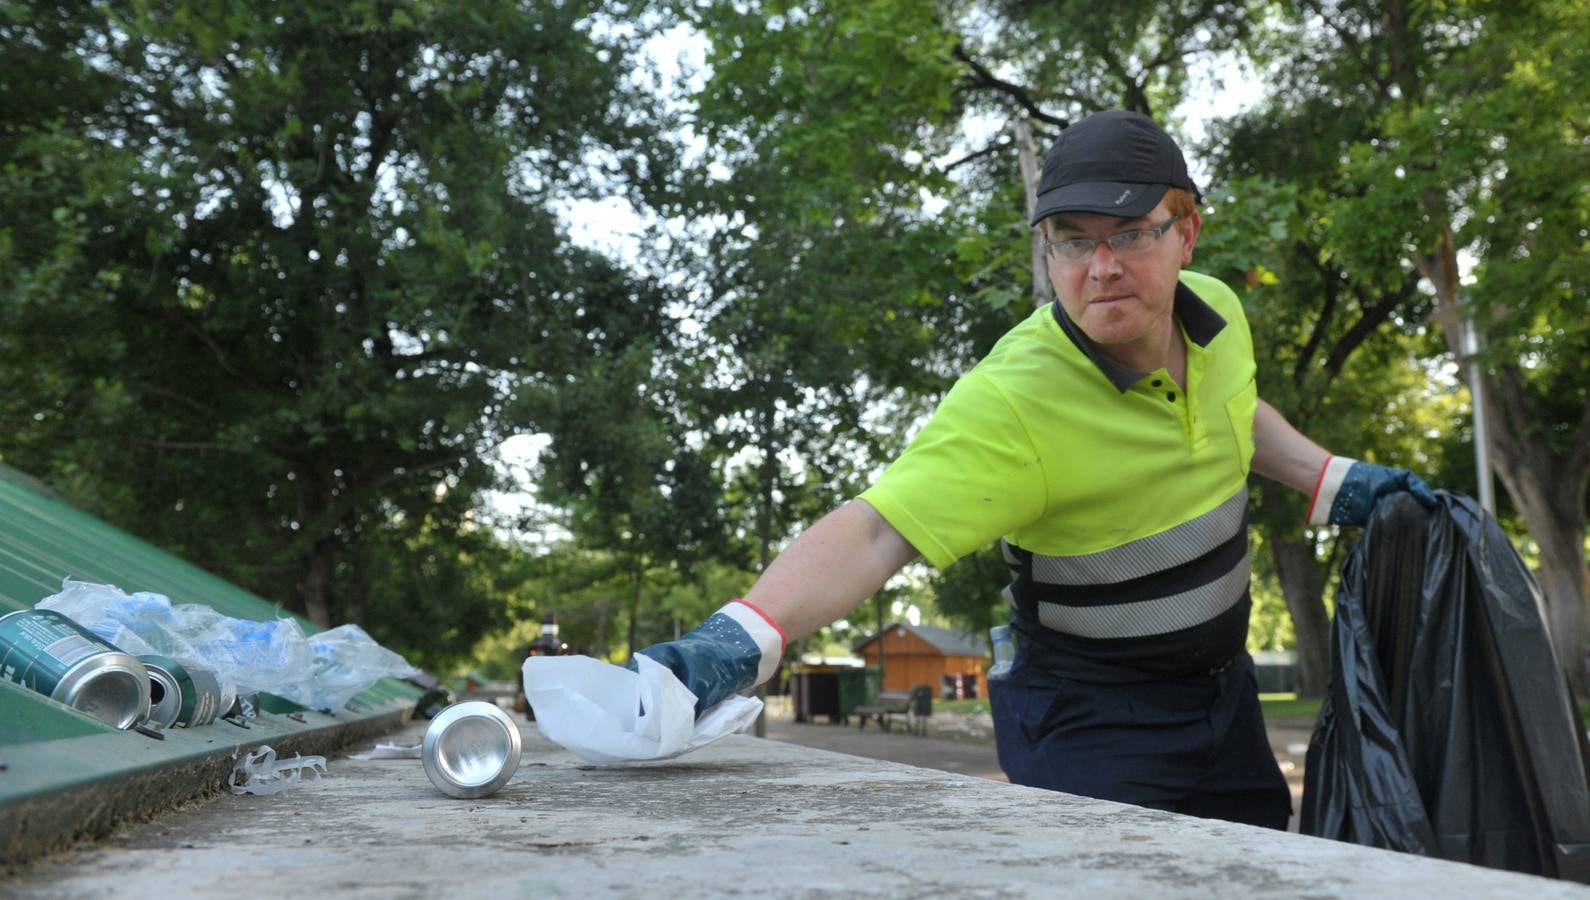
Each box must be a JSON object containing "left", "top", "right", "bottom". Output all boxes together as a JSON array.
[
  {"left": 744, "top": 498, "right": 921, "bottom": 641},
  {"left": 633, "top": 498, "right": 920, "bottom": 714},
  {"left": 1250, "top": 398, "right": 1330, "bottom": 494},
  {"left": 1250, "top": 397, "right": 1435, "bottom": 526}
]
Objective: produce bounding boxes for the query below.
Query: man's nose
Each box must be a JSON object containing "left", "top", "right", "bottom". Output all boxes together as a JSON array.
[{"left": 1088, "top": 241, "right": 1123, "bottom": 279}]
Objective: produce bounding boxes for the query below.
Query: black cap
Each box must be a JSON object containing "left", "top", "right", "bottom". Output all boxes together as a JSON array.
[{"left": 1031, "top": 110, "right": 1201, "bottom": 225}]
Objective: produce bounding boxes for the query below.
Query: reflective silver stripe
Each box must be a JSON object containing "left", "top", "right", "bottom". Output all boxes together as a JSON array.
[
  {"left": 1028, "top": 487, "right": 1247, "bottom": 586},
  {"left": 1035, "top": 548, "right": 1252, "bottom": 639}
]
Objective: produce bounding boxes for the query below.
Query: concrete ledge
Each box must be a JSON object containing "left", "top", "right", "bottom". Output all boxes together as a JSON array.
[
  {"left": 1, "top": 680, "right": 413, "bottom": 868},
  {"left": 11, "top": 716, "right": 1587, "bottom": 898}
]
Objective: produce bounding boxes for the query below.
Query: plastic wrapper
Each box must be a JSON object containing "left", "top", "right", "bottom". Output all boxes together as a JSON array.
[
  {"left": 271, "top": 624, "right": 420, "bottom": 711},
  {"left": 522, "top": 654, "right": 761, "bottom": 764},
  {"left": 349, "top": 742, "right": 423, "bottom": 760},
  {"left": 36, "top": 579, "right": 416, "bottom": 711},
  {"left": 1302, "top": 492, "right": 1590, "bottom": 882}
]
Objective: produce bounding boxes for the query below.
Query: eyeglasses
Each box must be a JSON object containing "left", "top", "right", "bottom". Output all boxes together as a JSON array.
[{"left": 1042, "top": 215, "right": 1180, "bottom": 264}]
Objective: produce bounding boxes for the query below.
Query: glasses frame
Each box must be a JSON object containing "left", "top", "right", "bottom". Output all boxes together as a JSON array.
[{"left": 1042, "top": 214, "right": 1181, "bottom": 264}]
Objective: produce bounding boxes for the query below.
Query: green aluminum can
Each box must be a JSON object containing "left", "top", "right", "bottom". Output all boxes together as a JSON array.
[
  {"left": 137, "top": 654, "right": 222, "bottom": 727},
  {"left": 0, "top": 608, "right": 150, "bottom": 729},
  {"left": 135, "top": 655, "right": 184, "bottom": 730}
]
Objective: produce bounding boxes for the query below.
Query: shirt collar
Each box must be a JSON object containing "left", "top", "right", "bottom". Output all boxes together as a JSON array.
[{"left": 1049, "top": 281, "right": 1229, "bottom": 393}]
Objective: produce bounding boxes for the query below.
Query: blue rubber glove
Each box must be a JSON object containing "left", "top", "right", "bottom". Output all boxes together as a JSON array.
[
  {"left": 1308, "top": 456, "right": 1437, "bottom": 527},
  {"left": 631, "top": 600, "right": 785, "bottom": 717}
]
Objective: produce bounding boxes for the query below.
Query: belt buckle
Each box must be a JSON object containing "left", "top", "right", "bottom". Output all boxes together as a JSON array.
[{"left": 1206, "top": 656, "right": 1236, "bottom": 677}]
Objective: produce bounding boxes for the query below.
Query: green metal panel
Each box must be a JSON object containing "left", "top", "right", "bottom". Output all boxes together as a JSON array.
[{"left": 0, "top": 467, "right": 290, "bottom": 621}]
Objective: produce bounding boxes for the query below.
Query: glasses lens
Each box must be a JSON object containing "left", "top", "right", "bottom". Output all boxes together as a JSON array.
[
  {"left": 1053, "top": 239, "right": 1092, "bottom": 262},
  {"left": 1111, "top": 230, "right": 1158, "bottom": 255}
]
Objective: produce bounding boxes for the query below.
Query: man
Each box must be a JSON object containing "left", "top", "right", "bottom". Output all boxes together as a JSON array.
[{"left": 635, "top": 111, "right": 1433, "bottom": 829}]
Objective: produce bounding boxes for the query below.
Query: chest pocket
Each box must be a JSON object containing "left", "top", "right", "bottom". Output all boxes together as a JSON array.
[{"left": 1226, "top": 378, "right": 1258, "bottom": 476}]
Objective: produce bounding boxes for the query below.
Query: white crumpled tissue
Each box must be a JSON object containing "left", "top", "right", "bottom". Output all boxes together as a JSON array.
[{"left": 522, "top": 654, "right": 761, "bottom": 765}]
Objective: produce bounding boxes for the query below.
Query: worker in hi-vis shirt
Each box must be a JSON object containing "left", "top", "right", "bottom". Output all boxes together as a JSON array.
[{"left": 631, "top": 110, "right": 1435, "bottom": 829}]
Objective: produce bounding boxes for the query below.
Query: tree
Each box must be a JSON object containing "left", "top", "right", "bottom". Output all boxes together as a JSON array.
[
  {"left": 0, "top": 1, "right": 680, "bottom": 645},
  {"left": 679, "top": 0, "right": 996, "bottom": 571},
  {"left": 1211, "top": 0, "right": 1590, "bottom": 686}
]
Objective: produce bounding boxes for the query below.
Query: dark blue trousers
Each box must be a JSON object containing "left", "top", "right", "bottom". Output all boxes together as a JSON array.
[{"left": 989, "top": 651, "right": 1291, "bottom": 829}]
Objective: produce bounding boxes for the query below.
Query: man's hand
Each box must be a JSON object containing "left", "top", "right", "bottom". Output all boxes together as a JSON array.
[
  {"left": 631, "top": 600, "right": 785, "bottom": 717},
  {"left": 1307, "top": 456, "right": 1436, "bottom": 527}
]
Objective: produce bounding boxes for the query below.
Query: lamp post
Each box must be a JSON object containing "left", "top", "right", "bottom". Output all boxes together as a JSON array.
[
  {"left": 1460, "top": 314, "right": 1496, "bottom": 514},
  {"left": 1434, "top": 301, "right": 1495, "bottom": 514}
]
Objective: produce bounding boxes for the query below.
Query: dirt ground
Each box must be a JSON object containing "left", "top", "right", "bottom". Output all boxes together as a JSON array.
[{"left": 758, "top": 696, "right": 1314, "bottom": 832}]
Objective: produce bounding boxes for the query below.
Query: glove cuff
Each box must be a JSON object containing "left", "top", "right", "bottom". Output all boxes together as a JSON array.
[
  {"left": 717, "top": 599, "right": 786, "bottom": 686},
  {"left": 1307, "top": 456, "right": 1357, "bottom": 526}
]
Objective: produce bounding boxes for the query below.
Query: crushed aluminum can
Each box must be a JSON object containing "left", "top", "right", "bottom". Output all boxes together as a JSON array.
[
  {"left": 0, "top": 608, "right": 149, "bottom": 729},
  {"left": 422, "top": 700, "right": 522, "bottom": 799}
]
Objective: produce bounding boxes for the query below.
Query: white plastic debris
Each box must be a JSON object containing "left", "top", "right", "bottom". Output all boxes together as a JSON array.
[
  {"left": 229, "top": 745, "right": 328, "bottom": 795},
  {"left": 522, "top": 654, "right": 761, "bottom": 765},
  {"left": 349, "top": 742, "right": 423, "bottom": 760}
]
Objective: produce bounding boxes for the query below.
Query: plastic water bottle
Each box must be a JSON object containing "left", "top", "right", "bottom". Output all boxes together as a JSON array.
[{"left": 987, "top": 624, "right": 1014, "bottom": 680}]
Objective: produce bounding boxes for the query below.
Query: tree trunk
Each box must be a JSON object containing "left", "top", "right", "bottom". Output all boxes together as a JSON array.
[
  {"left": 1270, "top": 537, "right": 1332, "bottom": 698},
  {"left": 594, "top": 600, "right": 610, "bottom": 660},
  {"left": 1013, "top": 119, "right": 1050, "bottom": 307},
  {"left": 625, "top": 557, "right": 642, "bottom": 660},
  {"left": 299, "top": 538, "right": 335, "bottom": 628},
  {"left": 756, "top": 400, "right": 777, "bottom": 572},
  {"left": 1484, "top": 371, "right": 1590, "bottom": 690},
  {"left": 345, "top": 548, "right": 367, "bottom": 627},
  {"left": 1418, "top": 230, "right": 1590, "bottom": 692}
]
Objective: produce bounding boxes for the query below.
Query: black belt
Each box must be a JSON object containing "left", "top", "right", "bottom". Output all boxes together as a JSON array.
[{"left": 1206, "top": 655, "right": 1238, "bottom": 676}]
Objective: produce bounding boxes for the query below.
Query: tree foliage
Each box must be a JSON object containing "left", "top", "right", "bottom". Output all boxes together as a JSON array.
[{"left": 0, "top": 1, "right": 678, "bottom": 658}]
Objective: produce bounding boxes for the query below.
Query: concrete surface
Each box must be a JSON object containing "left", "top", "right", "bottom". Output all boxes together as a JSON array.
[
  {"left": 8, "top": 715, "right": 1587, "bottom": 898},
  {"left": 759, "top": 697, "right": 1314, "bottom": 828}
]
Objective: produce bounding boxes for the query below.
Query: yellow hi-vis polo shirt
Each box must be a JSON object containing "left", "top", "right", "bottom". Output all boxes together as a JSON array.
[{"left": 860, "top": 270, "right": 1257, "bottom": 681}]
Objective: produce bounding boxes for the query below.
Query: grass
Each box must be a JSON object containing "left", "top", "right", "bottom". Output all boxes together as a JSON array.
[{"left": 1259, "top": 693, "right": 1323, "bottom": 721}]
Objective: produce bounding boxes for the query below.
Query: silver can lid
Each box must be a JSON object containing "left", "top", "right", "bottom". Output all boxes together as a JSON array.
[{"left": 422, "top": 701, "right": 522, "bottom": 799}]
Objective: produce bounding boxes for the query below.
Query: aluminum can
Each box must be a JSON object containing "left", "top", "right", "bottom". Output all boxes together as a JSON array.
[
  {"left": 0, "top": 608, "right": 150, "bottom": 729},
  {"left": 146, "top": 655, "right": 223, "bottom": 727},
  {"left": 422, "top": 701, "right": 522, "bottom": 799},
  {"left": 227, "top": 691, "right": 262, "bottom": 720},
  {"left": 136, "top": 655, "right": 184, "bottom": 730}
]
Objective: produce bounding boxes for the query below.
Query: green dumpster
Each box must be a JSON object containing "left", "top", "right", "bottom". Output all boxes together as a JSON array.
[{"left": 835, "top": 667, "right": 882, "bottom": 717}]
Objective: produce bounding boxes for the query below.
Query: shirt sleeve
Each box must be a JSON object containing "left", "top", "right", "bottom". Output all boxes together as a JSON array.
[{"left": 859, "top": 371, "right": 1047, "bottom": 570}]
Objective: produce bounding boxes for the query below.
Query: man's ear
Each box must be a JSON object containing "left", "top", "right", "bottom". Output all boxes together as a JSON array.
[{"left": 1180, "top": 210, "right": 1202, "bottom": 266}]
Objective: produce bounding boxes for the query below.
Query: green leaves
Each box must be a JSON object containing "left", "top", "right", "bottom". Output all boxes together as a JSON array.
[{"left": 0, "top": 0, "right": 683, "bottom": 652}]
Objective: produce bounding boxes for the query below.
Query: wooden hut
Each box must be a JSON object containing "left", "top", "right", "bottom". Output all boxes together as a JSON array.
[{"left": 854, "top": 623, "right": 989, "bottom": 696}]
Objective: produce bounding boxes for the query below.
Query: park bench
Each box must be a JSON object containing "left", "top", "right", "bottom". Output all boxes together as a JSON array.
[
  {"left": 853, "top": 686, "right": 933, "bottom": 736},
  {"left": 853, "top": 692, "right": 911, "bottom": 733}
]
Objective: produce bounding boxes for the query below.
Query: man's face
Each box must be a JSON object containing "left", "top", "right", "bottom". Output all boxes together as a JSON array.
[{"left": 1043, "top": 199, "right": 1200, "bottom": 352}]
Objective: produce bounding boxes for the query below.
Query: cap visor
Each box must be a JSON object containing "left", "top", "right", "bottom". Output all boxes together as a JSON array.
[{"left": 1031, "top": 182, "right": 1167, "bottom": 225}]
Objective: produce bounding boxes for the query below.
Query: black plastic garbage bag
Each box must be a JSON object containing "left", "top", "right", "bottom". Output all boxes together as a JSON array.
[{"left": 1301, "top": 491, "right": 1590, "bottom": 882}]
